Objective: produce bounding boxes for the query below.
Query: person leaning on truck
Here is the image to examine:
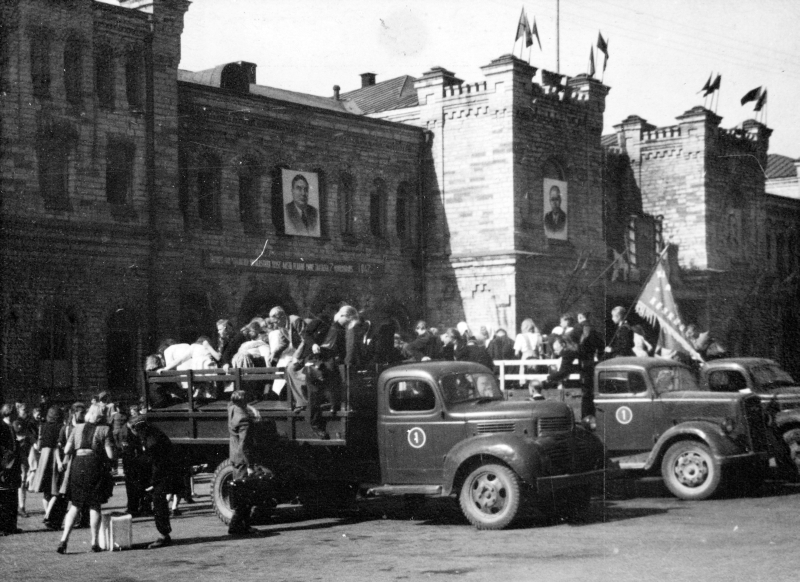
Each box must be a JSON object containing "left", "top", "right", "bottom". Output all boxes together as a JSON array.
[{"left": 227, "top": 390, "right": 264, "bottom": 536}]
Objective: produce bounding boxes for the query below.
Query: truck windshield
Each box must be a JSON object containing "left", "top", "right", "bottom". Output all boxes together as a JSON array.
[
  {"left": 649, "top": 366, "right": 700, "bottom": 394},
  {"left": 751, "top": 365, "right": 796, "bottom": 392},
  {"left": 439, "top": 372, "right": 502, "bottom": 404}
]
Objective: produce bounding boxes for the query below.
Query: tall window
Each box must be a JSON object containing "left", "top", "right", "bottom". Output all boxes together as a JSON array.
[
  {"left": 197, "top": 153, "right": 222, "bottom": 228},
  {"left": 340, "top": 172, "right": 355, "bottom": 235},
  {"left": 95, "top": 43, "right": 115, "bottom": 109},
  {"left": 178, "top": 150, "right": 190, "bottom": 225},
  {"left": 107, "top": 309, "right": 138, "bottom": 394},
  {"left": 238, "top": 160, "right": 260, "bottom": 232},
  {"left": 64, "top": 36, "right": 83, "bottom": 105},
  {"left": 106, "top": 141, "right": 134, "bottom": 205},
  {"left": 38, "top": 132, "right": 72, "bottom": 210},
  {"left": 31, "top": 31, "right": 51, "bottom": 98},
  {"left": 125, "top": 48, "right": 144, "bottom": 110},
  {"left": 38, "top": 307, "right": 76, "bottom": 395},
  {"left": 396, "top": 181, "right": 414, "bottom": 241},
  {"left": 370, "top": 178, "right": 387, "bottom": 237}
]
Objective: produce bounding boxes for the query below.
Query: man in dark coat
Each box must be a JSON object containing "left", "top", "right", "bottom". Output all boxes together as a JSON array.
[
  {"left": 227, "top": 390, "right": 265, "bottom": 536},
  {"left": 129, "top": 415, "right": 177, "bottom": 548},
  {"left": 114, "top": 408, "right": 146, "bottom": 516},
  {"left": 403, "top": 320, "right": 441, "bottom": 361},
  {"left": 605, "top": 306, "right": 635, "bottom": 359},
  {"left": 0, "top": 414, "right": 21, "bottom": 535},
  {"left": 577, "top": 312, "right": 606, "bottom": 417}
]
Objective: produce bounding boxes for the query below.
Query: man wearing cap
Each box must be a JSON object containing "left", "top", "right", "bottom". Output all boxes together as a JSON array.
[{"left": 129, "top": 415, "right": 177, "bottom": 549}]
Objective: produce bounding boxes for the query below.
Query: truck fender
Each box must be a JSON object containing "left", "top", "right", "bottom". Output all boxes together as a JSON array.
[
  {"left": 774, "top": 410, "right": 800, "bottom": 433},
  {"left": 643, "top": 421, "right": 739, "bottom": 471},
  {"left": 441, "top": 434, "right": 543, "bottom": 496}
]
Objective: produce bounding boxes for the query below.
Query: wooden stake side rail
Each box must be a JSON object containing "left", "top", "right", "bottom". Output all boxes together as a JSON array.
[{"left": 493, "top": 359, "right": 582, "bottom": 393}]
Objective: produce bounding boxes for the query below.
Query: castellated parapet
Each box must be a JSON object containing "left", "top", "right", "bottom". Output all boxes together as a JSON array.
[{"left": 614, "top": 106, "right": 771, "bottom": 271}]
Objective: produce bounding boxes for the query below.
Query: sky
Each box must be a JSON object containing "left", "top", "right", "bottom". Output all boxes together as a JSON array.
[{"left": 174, "top": 0, "right": 799, "bottom": 157}]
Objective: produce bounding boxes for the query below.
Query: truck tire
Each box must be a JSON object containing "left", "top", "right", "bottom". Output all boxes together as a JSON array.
[
  {"left": 211, "top": 459, "right": 235, "bottom": 525},
  {"left": 661, "top": 441, "right": 721, "bottom": 500},
  {"left": 781, "top": 428, "right": 800, "bottom": 478},
  {"left": 459, "top": 463, "right": 521, "bottom": 530}
]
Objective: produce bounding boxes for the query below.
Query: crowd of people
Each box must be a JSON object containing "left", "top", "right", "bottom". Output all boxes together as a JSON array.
[{"left": 0, "top": 393, "right": 193, "bottom": 552}]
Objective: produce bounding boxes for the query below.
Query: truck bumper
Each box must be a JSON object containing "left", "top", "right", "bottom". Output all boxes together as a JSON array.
[{"left": 535, "top": 468, "right": 606, "bottom": 495}]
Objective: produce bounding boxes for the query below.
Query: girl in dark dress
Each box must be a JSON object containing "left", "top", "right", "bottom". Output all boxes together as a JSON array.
[
  {"left": 56, "top": 404, "right": 115, "bottom": 554},
  {"left": 30, "top": 406, "right": 65, "bottom": 529}
]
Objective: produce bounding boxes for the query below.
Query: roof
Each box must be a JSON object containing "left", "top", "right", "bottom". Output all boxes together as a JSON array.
[
  {"left": 766, "top": 154, "right": 798, "bottom": 180},
  {"left": 601, "top": 134, "right": 620, "bottom": 149},
  {"left": 340, "top": 75, "right": 419, "bottom": 114},
  {"left": 177, "top": 68, "right": 362, "bottom": 115}
]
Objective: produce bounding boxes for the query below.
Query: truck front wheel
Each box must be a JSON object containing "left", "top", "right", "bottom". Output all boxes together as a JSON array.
[
  {"left": 459, "top": 463, "right": 521, "bottom": 530},
  {"left": 661, "top": 441, "right": 721, "bottom": 500},
  {"left": 781, "top": 428, "right": 800, "bottom": 478},
  {"left": 211, "top": 459, "right": 235, "bottom": 525}
]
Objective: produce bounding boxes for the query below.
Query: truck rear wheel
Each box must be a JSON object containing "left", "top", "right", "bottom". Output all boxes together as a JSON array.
[
  {"left": 459, "top": 463, "right": 521, "bottom": 530},
  {"left": 211, "top": 459, "right": 235, "bottom": 525},
  {"left": 661, "top": 441, "right": 721, "bottom": 500}
]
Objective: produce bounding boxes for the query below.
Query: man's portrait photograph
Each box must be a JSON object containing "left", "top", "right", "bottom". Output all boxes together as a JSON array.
[
  {"left": 282, "top": 170, "right": 320, "bottom": 237},
  {"left": 543, "top": 178, "right": 568, "bottom": 240}
]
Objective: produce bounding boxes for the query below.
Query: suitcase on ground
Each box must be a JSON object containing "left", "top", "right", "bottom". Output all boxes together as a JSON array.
[{"left": 98, "top": 512, "right": 132, "bottom": 551}]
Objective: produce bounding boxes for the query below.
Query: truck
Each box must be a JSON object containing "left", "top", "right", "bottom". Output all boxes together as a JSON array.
[
  {"left": 499, "top": 357, "right": 772, "bottom": 500},
  {"left": 145, "top": 361, "right": 606, "bottom": 530},
  {"left": 700, "top": 357, "right": 800, "bottom": 478}
]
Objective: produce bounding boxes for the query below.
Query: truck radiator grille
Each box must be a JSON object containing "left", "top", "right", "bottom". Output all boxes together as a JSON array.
[
  {"left": 476, "top": 421, "right": 516, "bottom": 434},
  {"left": 538, "top": 416, "right": 572, "bottom": 436},
  {"left": 743, "top": 397, "right": 769, "bottom": 453}
]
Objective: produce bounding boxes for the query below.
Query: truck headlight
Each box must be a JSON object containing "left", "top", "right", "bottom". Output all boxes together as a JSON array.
[
  {"left": 722, "top": 417, "right": 735, "bottom": 433},
  {"left": 581, "top": 415, "right": 597, "bottom": 431}
]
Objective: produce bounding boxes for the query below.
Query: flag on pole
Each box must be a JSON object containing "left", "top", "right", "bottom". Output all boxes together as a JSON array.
[
  {"left": 597, "top": 33, "right": 609, "bottom": 72},
  {"left": 698, "top": 74, "right": 712, "bottom": 94},
  {"left": 515, "top": 8, "right": 534, "bottom": 47},
  {"left": 705, "top": 74, "right": 721, "bottom": 96},
  {"left": 754, "top": 88, "right": 767, "bottom": 111},
  {"left": 740, "top": 86, "right": 762, "bottom": 106},
  {"left": 542, "top": 70, "right": 563, "bottom": 87},
  {"left": 531, "top": 17, "right": 542, "bottom": 50},
  {"left": 588, "top": 47, "right": 595, "bottom": 77},
  {"left": 634, "top": 254, "right": 703, "bottom": 361}
]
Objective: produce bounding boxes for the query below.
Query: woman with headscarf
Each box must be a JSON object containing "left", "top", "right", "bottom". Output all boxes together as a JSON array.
[{"left": 56, "top": 403, "right": 115, "bottom": 554}]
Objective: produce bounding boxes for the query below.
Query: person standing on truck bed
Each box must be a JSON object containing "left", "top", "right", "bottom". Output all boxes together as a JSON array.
[
  {"left": 403, "top": 320, "right": 441, "bottom": 361},
  {"left": 268, "top": 306, "right": 308, "bottom": 410},
  {"left": 301, "top": 305, "right": 358, "bottom": 440},
  {"left": 604, "top": 306, "right": 635, "bottom": 359},
  {"left": 577, "top": 312, "right": 605, "bottom": 417}
]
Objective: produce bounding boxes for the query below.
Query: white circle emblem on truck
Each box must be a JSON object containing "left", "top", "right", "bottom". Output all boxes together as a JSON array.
[
  {"left": 407, "top": 427, "right": 427, "bottom": 449},
  {"left": 615, "top": 406, "right": 633, "bottom": 424}
]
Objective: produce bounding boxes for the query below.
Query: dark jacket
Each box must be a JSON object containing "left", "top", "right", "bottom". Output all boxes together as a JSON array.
[
  {"left": 403, "top": 331, "right": 440, "bottom": 361},
  {"left": 139, "top": 424, "right": 177, "bottom": 488},
  {"left": 578, "top": 323, "right": 605, "bottom": 362},
  {"left": 455, "top": 342, "right": 494, "bottom": 370},
  {"left": 487, "top": 335, "right": 515, "bottom": 361},
  {"left": 228, "top": 402, "right": 252, "bottom": 466},
  {"left": 269, "top": 315, "right": 305, "bottom": 366},
  {"left": 607, "top": 322, "right": 635, "bottom": 358},
  {"left": 546, "top": 348, "right": 581, "bottom": 387},
  {"left": 0, "top": 421, "right": 21, "bottom": 490}
]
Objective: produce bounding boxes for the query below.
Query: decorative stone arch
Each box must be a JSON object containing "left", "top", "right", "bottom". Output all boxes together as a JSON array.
[{"left": 37, "top": 303, "right": 80, "bottom": 399}]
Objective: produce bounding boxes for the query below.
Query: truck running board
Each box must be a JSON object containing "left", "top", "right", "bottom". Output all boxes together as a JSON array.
[{"left": 365, "top": 485, "right": 443, "bottom": 497}]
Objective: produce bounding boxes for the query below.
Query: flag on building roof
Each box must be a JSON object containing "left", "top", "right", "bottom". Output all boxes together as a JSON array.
[
  {"left": 698, "top": 73, "right": 712, "bottom": 94},
  {"left": 531, "top": 17, "right": 542, "bottom": 50},
  {"left": 755, "top": 88, "right": 768, "bottom": 111},
  {"left": 515, "top": 8, "right": 534, "bottom": 47},
  {"left": 542, "top": 70, "right": 563, "bottom": 87},
  {"left": 705, "top": 74, "right": 721, "bottom": 96},
  {"left": 588, "top": 47, "right": 595, "bottom": 77},
  {"left": 597, "top": 33, "right": 609, "bottom": 72},
  {"left": 740, "top": 86, "right": 762, "bottom": 106},
  {"left": 634, "top": 253, "right": 703, "bottom": 362}
]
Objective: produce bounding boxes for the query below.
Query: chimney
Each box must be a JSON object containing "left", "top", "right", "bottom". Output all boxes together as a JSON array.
[
  {"left": 360, "top": 72, "right": 376, "bottom": 88},
  {"left": 333, "top": 85, "right": 340, "bottom": 100}
]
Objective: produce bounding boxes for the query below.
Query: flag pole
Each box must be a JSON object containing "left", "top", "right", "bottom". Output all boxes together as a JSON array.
[{"left": 556, "top": 0, "right": 560, "bottom": 74}]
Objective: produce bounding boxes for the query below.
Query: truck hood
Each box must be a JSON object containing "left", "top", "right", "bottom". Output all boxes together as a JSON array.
[{"left": 447, "top": 398, "right": 569, "bottom": 420}]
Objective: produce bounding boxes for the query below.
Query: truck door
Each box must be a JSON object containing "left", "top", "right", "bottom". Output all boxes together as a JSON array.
[
  {"left": 594, "top": 370, "right": 655, "bottom": 457},
  {"left": 379, "top": 378, "right": 467, "bottom": 484}
]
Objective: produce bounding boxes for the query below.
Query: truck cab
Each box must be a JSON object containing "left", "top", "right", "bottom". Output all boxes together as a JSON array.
[
  {"left": 146, "top": 361, "right": 606, "bottom": 530},
  {"left": 701, "top": 358, "right": 800, "bottom": 477},
  {"left": 586, "top": 357, "right": 770, "bottom": 500}
]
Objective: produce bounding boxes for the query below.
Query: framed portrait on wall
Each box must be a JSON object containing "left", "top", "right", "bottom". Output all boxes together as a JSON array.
[
  {"left": 282, "top": 169, "right": 320, "bottom": 237},
  {"left": 543, "top": 178, "right": 568, "bottom": 240}
]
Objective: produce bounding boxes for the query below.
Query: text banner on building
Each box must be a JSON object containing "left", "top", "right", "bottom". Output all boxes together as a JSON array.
[{"left": 205, "top": 253, "right": 385, "bottom": 277}]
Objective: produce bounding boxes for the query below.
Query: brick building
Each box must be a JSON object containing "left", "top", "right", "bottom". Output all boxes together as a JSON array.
[{"left": 1, "top": 0, "right": 798, "bottom": 404}]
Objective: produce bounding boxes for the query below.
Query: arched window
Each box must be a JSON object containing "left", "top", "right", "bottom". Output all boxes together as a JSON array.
[
  {"left": 107, "top": 309, "right": 139, "bottom": 394},
  {"left": 238, "top": 159, "right": 261, "bottom": 232},
  {"left": 106, "top": 140, "right": 134, "bottom": 205},
  {"left": 95, "top": 42, "right": 115, "bottom": 109},
  {"left": 220, "top": 63, "right": 250, "bottom": 94},
  {"left": 30, "top": 29, "right": 51, "bottom": 98},
  {"left": 340, "top": 172, "right": 355, "bottom": 235},
  {"left": 197, "top": 153, "right": 222, "bottom": 229},
  {"left": 396, "top": 181, "right": 414, "bottom": 241},
  {"left": 37, "top": 124, "right": 76, "bottom": 211},
  {"left": 270, "top": 164, "right": 288, "bottom": 233},
  {"left": 370, "top": 178, "right": 387, "bottom": 237},
  {"left": 64, "top": 36, "right": 83, "bottom": 105},
  {"left": 125, "top": 47, "right": 144, "bottom": 110},
  {"left": 38, "top": 307, "right": 77, "bottom": 396},
  {"left": 313, "top": 167, "right": 328, "bottom": 238}
]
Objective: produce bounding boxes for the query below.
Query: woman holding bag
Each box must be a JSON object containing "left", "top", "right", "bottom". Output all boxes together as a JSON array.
[{"left": 56, "top": 403, "right": 115, "bottom": 554}]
